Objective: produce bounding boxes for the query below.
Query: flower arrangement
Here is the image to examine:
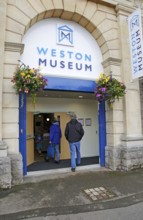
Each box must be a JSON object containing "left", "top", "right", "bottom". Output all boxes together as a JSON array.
[
  {"left": 11, "top": 63, "right": 48, "bottom": 105},
  {"left": 95, "top": 73, "right": 126, "bottom": 108}
]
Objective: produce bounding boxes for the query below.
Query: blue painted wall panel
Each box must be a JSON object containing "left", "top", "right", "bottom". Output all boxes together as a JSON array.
[
  {"left": 98, "top": 101, "right": 106, "bottom": 166},
  {"left": 19, "top": 93, "right": 27, "bottom": 176}
]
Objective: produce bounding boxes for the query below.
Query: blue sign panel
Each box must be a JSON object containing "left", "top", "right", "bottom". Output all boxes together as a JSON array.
[{"left": 44, "top": 77, "right": 96, "bottom": 92}]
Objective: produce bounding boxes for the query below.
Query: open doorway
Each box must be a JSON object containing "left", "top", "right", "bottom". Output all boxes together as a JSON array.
[
  {"left": 33, "top": 112, "right": 71, "bottom": 161},
  {"left": 26, "top": 112, "right": 72, "bottom": 170},
  {"left": 27, "top": 98, "right": 99, "bottom": 172},
  {"left": 34, "top": 113, "right": 54, "bottom": 161}
]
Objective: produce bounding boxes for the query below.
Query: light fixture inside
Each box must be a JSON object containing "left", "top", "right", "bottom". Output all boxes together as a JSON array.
[{"left": 78, "top": 95, "right": 83, "bottom": 98}]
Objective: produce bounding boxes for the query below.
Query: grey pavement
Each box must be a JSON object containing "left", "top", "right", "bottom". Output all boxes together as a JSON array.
[
  {"left": 19, "top": 202, "right": 143, "bottom": 220},
  {"left": 0, "top": 165, "right": 143, "bottom": 220}
]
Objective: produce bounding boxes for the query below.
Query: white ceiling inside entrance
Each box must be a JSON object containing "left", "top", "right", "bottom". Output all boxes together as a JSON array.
[{"left": 36, "top": 90, "right": 96, "bottom": 100}]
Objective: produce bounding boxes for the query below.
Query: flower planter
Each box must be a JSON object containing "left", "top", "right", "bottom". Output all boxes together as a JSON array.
[
  {"left": 95, "top": 73, "right": 126, "bottom": 107},
  {"left": 11, "top": 63, "right": 48, "bottom": 105}
]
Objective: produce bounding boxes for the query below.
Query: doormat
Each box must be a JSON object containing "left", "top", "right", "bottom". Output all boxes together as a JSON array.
[
  {"left": 84, "top": 187, "right": 115, "bottom": 201},
  {"left": 27, "top": 156, "right": 99, "bottom": 172}
]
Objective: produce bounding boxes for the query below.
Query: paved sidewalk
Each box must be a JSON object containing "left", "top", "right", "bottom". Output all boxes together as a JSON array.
[{"left": 0, "top": 166, "right": 143, "bottom": 220}]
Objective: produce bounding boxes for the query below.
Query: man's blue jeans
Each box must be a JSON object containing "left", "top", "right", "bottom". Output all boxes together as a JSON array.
[{"left": 69, "top": 141, "right": 81, "bottom": 168}]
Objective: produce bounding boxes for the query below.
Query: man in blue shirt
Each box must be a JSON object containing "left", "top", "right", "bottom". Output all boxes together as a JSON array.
[{"left": 46, "top": 117, "right": 62, "bottom": 163}]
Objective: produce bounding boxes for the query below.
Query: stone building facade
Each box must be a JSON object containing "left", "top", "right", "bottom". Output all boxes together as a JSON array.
[{"left": 0, "top": 0, "right": 143, "bottom": 188}]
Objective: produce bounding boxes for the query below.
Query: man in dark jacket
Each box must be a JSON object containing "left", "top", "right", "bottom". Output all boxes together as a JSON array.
[{"left": 65, "top": 114, "right": 84, "bottom": 172}]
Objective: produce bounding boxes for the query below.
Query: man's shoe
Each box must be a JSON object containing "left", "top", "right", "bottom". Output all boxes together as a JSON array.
[
  {"left": 54, "top": 160, "right": 60, "bottom": 164},
  {"left": 45, "top": 158, "right": 49, "bottom": 162},
  {"left": 76, "top": 163, "right": 80, "bottom": 166},
  {"left": 71, "top": 168, "right": 75, "bottom": 172}
]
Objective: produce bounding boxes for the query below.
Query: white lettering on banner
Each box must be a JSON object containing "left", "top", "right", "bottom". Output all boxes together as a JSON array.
[
  {"left": 37, "top": 47, "right": 92, "bottom": 61},
  {"left": 37, "top": 47, "right": 92, "bottom": 72},
  {"left": 128, "top": 8, "right": 143, "bottom": 79},
  {"left": 38, "top": 59, "right": 92, "bottom": 71}
]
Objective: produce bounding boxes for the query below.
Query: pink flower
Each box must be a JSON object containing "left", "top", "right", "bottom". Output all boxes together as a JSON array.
[
  {"left": 24, "top": 89, "right": 29, "bottom": 93},
  {"left": 26, "top": 79, "right": 30, "bottom": 83}
]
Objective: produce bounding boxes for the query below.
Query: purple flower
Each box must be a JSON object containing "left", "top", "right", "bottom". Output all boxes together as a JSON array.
[
  {"left": 96, "top": 94, "right": 102, "bottom": 97},
  {"left": 101, "top": 87, "right": 106, "bottom": 92}
]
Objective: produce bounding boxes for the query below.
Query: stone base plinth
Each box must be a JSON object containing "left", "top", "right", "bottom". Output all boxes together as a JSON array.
[
  {"left": 120, "top": 146, "right": 143, "bottom": 171},
  {"left": 105, "top": 136, "right": 143, "bottom": 171},
  {"left": 0, "top": 141, "right": 8, "bottom": 157},
  {"left": 0, "top": 157, "right": 11, "bottom": 188},
  {"left": 9, "top": 154, "right": 23, "bottom": 185},
  {"left": 0, "top": 153, "right": 23, "bottom": 189},
  {"left": 105, "top": 145, "right": 121, "bottom": 170}
]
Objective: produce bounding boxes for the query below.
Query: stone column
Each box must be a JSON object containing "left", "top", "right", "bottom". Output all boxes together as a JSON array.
[
  {"left": 116, "top": 4, "right": 143, "bottom": 170},
  {"left": 0, "top": 1, "right": 24, "bottom": 187},
  {"left": 0, "top": 0, "right": 6, "bottom": 141},
  {"left": 102, "top": 58, "right": 124, "bottom": 170},
  {"left": 0, "top": 0, "right": 11, "bottom": 188}
]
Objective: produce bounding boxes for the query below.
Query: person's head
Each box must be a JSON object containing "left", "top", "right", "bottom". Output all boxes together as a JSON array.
[
  {"left": 52, "top": 117, "right": 58, "bottom": 123},
  {"left": 71, "top": 114, "right": 77, "bottom": 120}
]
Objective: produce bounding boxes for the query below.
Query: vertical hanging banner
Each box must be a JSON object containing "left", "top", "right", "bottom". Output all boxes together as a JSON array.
[{"left": 128, "top": 8, "right": 143, "bottom": 79}]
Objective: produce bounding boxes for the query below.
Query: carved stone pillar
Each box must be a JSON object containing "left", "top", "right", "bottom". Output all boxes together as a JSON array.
[{"left": 115, "top": 4, "right": 143, "bottom": 170}]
